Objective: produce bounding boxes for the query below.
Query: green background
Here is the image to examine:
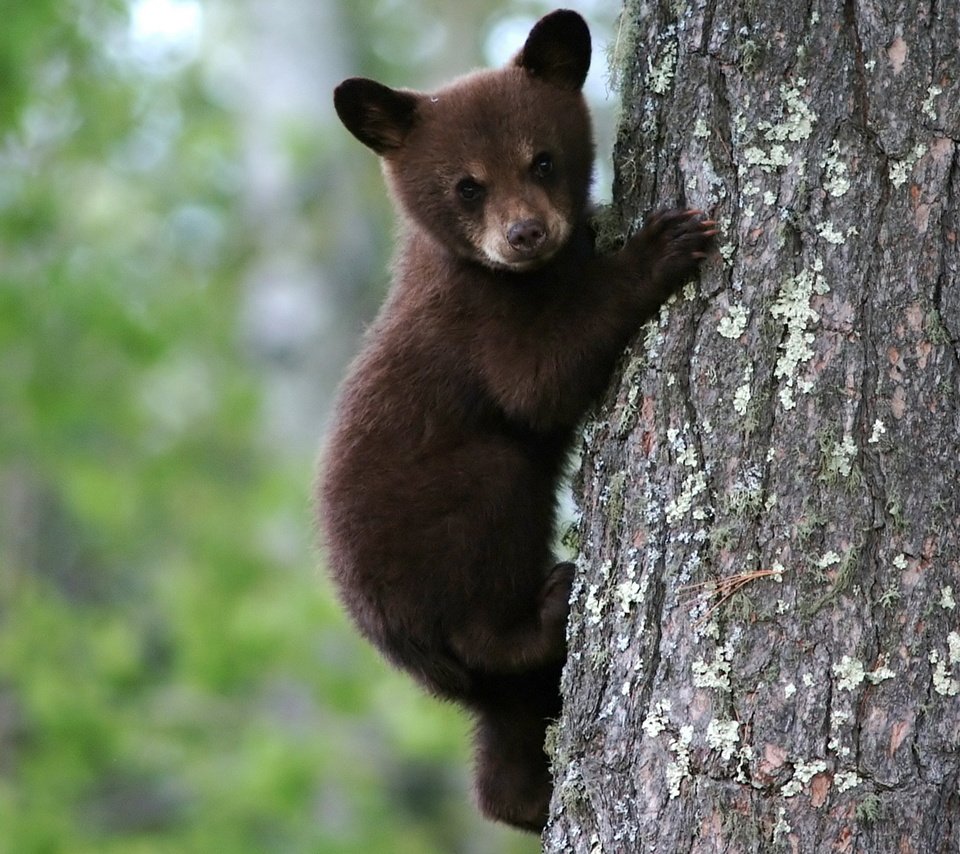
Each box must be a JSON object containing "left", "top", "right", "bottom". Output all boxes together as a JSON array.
[{"left": 0, "top": 1, "right": 615, "bottom": 851}]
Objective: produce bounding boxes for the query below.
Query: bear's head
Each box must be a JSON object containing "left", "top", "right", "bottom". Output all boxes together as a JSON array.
[{"left": 334, "top": 10, "right": 594, "bottom": 272}]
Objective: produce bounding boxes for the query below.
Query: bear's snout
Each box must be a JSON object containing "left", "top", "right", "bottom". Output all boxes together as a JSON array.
[{"left": 507, "top": 219, "right": 547, "bottom": 254}]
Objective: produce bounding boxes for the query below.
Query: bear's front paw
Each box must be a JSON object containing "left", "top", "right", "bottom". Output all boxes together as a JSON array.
[{"left": 632, "top": 208, "right": 718, "bottom": 295}]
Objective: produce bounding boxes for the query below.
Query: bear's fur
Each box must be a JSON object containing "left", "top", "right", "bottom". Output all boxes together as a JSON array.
[{"left": 318, "top": 9, "right": 714, "bottom": 832}]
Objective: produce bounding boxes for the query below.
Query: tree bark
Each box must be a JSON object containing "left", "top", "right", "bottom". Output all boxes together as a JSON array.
[{"left": 546, "top": 1, "right": 960, "bottom": 851}]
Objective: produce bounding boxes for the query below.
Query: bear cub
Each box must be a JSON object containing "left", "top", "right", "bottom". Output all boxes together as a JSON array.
[{"left": 318, "top": 9, "right": 714, "bottom": 833}]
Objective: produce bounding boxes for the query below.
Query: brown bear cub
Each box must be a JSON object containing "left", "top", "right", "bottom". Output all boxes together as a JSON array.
[{"left": 319, "top": 9, "right": 714, "bottom": 833}]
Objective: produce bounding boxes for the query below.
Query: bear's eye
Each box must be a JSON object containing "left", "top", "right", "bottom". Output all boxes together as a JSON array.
[
  {"left": 456, "top": 178, "right": 485, "bottom": 203},
  {"left": 532, "top": 152, "right": 553, "bottom": 178}
]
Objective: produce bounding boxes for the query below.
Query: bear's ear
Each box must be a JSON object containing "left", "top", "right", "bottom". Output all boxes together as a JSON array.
[
  {"left": 514, "top": 10, "right": 591, "bottom": 91},
  {"left": 334, "top": 78, "right": 419, "bottom": 154}
]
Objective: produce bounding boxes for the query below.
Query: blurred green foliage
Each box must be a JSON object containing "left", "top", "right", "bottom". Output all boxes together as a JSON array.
[
  {"left": 0, "top": 1, "right": 548, "bottom": 851},
  {"left": 1, "top": 0, "right": 616, "bottom": 850}
]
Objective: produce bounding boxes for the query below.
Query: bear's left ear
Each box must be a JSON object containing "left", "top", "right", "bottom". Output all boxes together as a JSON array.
[{"left": 514, "top": 9, "right": 591, "bottom": 91}]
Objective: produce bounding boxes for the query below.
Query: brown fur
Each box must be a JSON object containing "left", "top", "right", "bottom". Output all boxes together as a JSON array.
[{"left": 318, "top": 10, "right": 714, "bottom": 833}]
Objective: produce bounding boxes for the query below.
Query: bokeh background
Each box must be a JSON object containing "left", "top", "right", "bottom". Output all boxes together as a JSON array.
[{"left": 0, "top": 1, "right": 618, "bottom": 851}]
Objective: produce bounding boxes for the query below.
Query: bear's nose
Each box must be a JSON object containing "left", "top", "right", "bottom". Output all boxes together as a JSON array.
[{"left": 507, "top": 219, "right": 546, "bottom": 253}]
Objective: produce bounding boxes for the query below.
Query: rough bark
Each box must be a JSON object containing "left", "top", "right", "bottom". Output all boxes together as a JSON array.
[{"left": 545, "top": 1, "right": 960, "bottom": 851}]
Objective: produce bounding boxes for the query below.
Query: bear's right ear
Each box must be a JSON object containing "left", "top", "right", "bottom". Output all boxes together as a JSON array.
[
  {"left": 515, "top": 10, "right": 591, "bottom": 91},
  {"left": 334, "top": 78, "right": 419, "bottom": 154}
]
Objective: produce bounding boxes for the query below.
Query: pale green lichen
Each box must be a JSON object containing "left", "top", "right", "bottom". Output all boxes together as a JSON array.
[
  {"left": 584, "top": 582, "right": 604, "bottom": 625},
  {"left": 889, "top": 161, "right": 911, "bottom": 187},
  {"left": 615, "top": 570, "right": 648, "bottom": 616},
  {"left": 581, "top": 559, "right": 615, "bottom": 628},
  {"left": 665, "top": 724, "right": 694, "bottom": 798},
  {"left": 742, "top": 78, "right": 817, "bottom": 173},
  {"left": 817, "top": 221, "right": 847, "bottom": 245},
  {"left": 773, "top": 807, "right": 792, "bottom": 841},
  {"left": 816, "top": 550, "right": 842, "bottom": 569},
  {"left": 769, "top": 82, "right": 818, "bottom": 140},
  {"left": 646, "top": 39, "right": 678, "bottom": 95},
  {"left": 831, "top": 706, "right": 850, "bottom": 724},
  {"left": 865, "top": 655, "right": 896, "bottom": 684},
  {"left": 823, "top": 140, "right": 851, "bottom": 197},
  {"left": 734, "top": 742, "right": 754, "bottom": 785},
  {"left": 644, "top": 311, "right": 667, "bottom": 353},
  {"left": 706, "top": 719, "right": 740, "bottom": 761},
  {"left": 771, "top": 262, "right": 828, "bottom": 410},
  {"left": 827, "top": 706, "right": 850, "bottom": 758},
  {"left": 733, "top": 365, "right": 753, "bottom": 416},
  {"left": 835, "top": 770, "right": 863, "bottom": 793},
  {"left": 744, "top": 144, "right": 790, "bottom": 171},
  {"left": 930, "top": 632, "right": 960, "bottom": 696},
  {"left": 692, "top": 643, "right": 733, "bottom": 691},
  {"left": 922, "top": 85, "right": 942, "bottom": 121},
  {"left": 665, "top": 469, "right": 707, "bottom": 523},
  {"left": 889, "top": 144, "right": 927, "bottom": 188},
  {"left": 892, "top": 553, "right": 909, "bottom": 570},
  {"left": 781, "top": 759, "right": 828, "bottom": 798},
  {"left": 693, "top": 117, "right": 711, "bottom": 139},
  {"left": 828, "top": 708, "right": 851, "bottom": 758},
  {"left": 930, "top": 649, "right": 958, "bottom": 696},
  {"left": 833, "top": 655, "right": 866, "bottom": 691},
  {"left": 822, "top": 433, "right": 858, "bottom": 479},
  {"left": 868, "top": 418, "right": 886, "bottom": 444},
  {"left": 668, "top": 427, "right": 700, "bottom": 470},
  {"left": 642, "top": 699, "right": 671, "bottom": 738},
  {"left": 940, "top": 586, "right": 956, "bottom": 611},
  {"left": 718, "top": 302, "right": 749, "bottom": 339}
]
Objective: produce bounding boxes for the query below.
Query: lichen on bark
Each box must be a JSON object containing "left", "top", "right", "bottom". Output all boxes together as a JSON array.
[{"left": 546, "top": 2, "right": 960, "bottom": 852}]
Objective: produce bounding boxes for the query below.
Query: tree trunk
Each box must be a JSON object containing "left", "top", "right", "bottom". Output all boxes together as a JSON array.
[{"left": 545, "top": 1, "right": 960, "bottom": 851}]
